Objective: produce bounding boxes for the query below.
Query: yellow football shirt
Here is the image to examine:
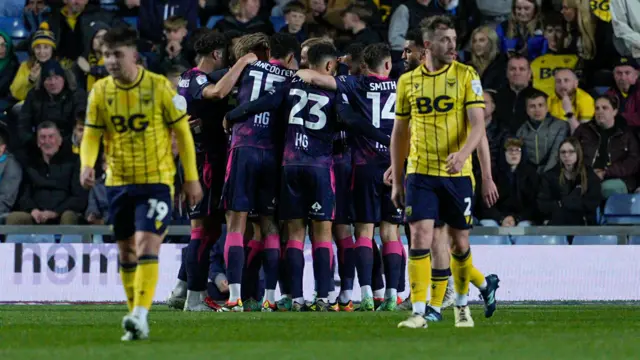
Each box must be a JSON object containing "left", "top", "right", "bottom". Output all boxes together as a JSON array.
[
  {"left": 396, "top": 61, "right": 485, "bottom": 177},
  {"left": 548, "top": 88, "right": 595, "bottom": 123},
  {"left": 85, "top": 67, "right": 189, "bottom": 189},
  {"left": 590, "top": 0, "right": 611, "bottom": 22},
  {"left": 531, "top": 54, "right": 579, "bottom": 96}
]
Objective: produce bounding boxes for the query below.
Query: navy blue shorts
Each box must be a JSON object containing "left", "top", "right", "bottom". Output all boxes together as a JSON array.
[
  {"left": 279, "top": 165, "right": 335, "bottom": 221},
  {"left": 353, "top": 163, "right": 403, "bottom": 224},
  {"left": 332, "top": 160, "right": 353, "bottom": 225},
  {"left": 405, "top": 174, "right": 473, "bottom": 230},
  {"left": 189, "top": 153, "right": 225, "bottom": 220},
  {"left": 221, "top": 147, "right": 278, "bottom": 216},
  {"left": 106, "top": 183, "right": 173, "bottom": 240}
]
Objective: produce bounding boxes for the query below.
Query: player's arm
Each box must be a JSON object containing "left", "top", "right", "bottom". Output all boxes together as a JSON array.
[
  {"left": 202, "top": 53, "right": 258, "bottom": 100},
  {"left": 476, "top": 135, "right": 499, "bottom": 207},
  {"left": 80, "top": 87, "right": 104, "bottom": 189},
  {"left": 337, "top": 93, "right": 390, "bottom": 146},
  {"left": 163, "top": 82, "right": 199, "bottom": 187},
  {"left": 295, "top": 69, "right": 337, "bottom": 90},
  {"left": 450, "top": 70, "right": 487, "bottom": 173},
  {"left": 390, "top": 75, "right": 411, "bottom": 206},
  {"left": 225, "top": 86, "right": 287, "bottom": 125}
]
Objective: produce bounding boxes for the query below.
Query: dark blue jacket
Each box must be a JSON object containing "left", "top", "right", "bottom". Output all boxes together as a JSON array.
[
  {"left": 495, "top": 20, "right": 547, "bottom": 60},
  {"left": 139, "top": 0, "right": 199, "bottom": 44}
]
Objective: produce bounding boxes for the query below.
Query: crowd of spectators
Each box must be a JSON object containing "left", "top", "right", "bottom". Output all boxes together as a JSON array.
[{"left": 0, "top": 0, "right": 638, "bottom": 233}]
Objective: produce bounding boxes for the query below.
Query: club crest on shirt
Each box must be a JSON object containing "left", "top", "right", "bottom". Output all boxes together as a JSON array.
[
  {"left": 471, "top": 80, "right": 483, "bottom": 96},
  {"left": 447, "top": 78, "right": 457, "bottom": 87}
]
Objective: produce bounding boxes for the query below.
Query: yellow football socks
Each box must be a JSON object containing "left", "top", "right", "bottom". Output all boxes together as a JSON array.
[
  {"left": 119, "top": 262, "right": 137, "bottom": 312},
  {"left": 430, "top": 268, "right": 451, "bottom": 309},
  {"left": 451, "top": 250, "right": 473, "bottom": 296},
  {"left": 470, "top": 265, "right": 486, "bottom": 289},
  {"left": 408, "top": 249, "right": 431, "bottom": 306},
  {"left": 134, "top": 255, "right": 159, "bottom": 311}
]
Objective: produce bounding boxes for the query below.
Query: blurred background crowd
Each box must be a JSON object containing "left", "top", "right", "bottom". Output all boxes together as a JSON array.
[{"left": 0, "top": 0, "right": 639, "bottom": 240}]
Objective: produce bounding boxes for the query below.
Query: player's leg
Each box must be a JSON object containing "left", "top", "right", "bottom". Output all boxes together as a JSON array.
[
  {"left": 183, "top": 217, "right": 215, "bottom": 311},
  {"left": 166, "top": 246, "right": 187, "bottom": 309},
  {"left": 242, "top": 219, "right": 263, "bottom": 311},
  {"left": 371, "top": 241, "right": 386, "bottom": 305},
  {"left": 256, "top": 149, "right": 281, "bottom": 311},
  {"left": 377, "top": 170, "right": 405, "bottom": 311},
  {"left": 106, "top": 186, "right": 138, "bottom": 340},
  {"left": 220, "top": 148, "right": 253, "bottom": 311},
  {"left": 331, "top": 160, "right": 356, "bottom": 311},
  {"left": 306, "top": 165, "right": 337, "bottom": 312},
  {"left": 279, "top": 165, "right": 307, "bottom": 311},
  {"left": 285, "top": 219, "right": 306, "bottom": 311},
  {"left": 333, "top": 223, "right": 355, "bottom": 311},
  {"left": 442, "top": 177, "right": 476, "bottom": 327},
  {"left": 352, "top": 164, "right": 377, "bottom": 311},
  {"left": 423, "top": 224, "right": 450, "bottom": 322},
  {"left": 276, "top": 221, "right": 292, "bottom": 311},
  {"left": 122, "top": 184, "right": 174, "bottom": 340},
  {"left": 397, "top": 175, "right": 437, "bottom": 329}
]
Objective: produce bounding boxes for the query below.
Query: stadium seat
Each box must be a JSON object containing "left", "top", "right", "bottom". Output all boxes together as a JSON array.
[
  {"left": 572, "top": 235, "right": 619, "bottom": 245},
  {"left": 60, "top": 235, "right": 83, "bottom": 243},
  {"left": 270, "top": 16, "right": 286, "bottom": 32},
  {"left": 628, "top": 236, "right": 640, "bottom": 245},
  {"left": 0, "top": 17, "right": 28, "bottom": 40},
  {"left": 123, "top": 17, "right": 138, "bottom": 29},
  {"left": 603, "top": 194, "right": 640, "bottom": 224},
  {"left": 513, "top": 235, "right": 568, "bottom": 245},
  {"left": 593, "top": 86, "right": 609, "bottom": 95},
  {"left": 15, "top": 51, "right": 28, "bottom": 63},
  {"left": 206, "top": 16, "right": 224, "bottom": 29},
  {"left": 469, "top": 235, "right": 511, "bottom": 245},
  {"left": 5, "top": 234, "right": 56, "bottom": 243}
]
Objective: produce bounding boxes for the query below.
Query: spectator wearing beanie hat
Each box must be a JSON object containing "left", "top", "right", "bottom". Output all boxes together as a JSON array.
[
  {"left": 10, "top": 22, "right": 57, "bottom": 102},
  {"left": 18, "top": 59, "right": 87, "bottom": 153}
]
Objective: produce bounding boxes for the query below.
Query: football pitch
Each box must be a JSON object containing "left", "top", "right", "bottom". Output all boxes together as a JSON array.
[{"left": 1, "top": 305, "right": 639, "bottom": 359}]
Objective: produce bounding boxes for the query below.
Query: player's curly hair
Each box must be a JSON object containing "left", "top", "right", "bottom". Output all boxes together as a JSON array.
[
  {"left": 269, "top": 33, "right": 300, "bottom": 60},
  {"left": 103, "top": 25, "right": 138, "bottom": 48},
  {"left": 307, "top": 42, "right": 337, "bottom": 67},
  {"left": 194, "top": 31, "right": 228, "bottom": 56},
  {"left": 233, "top": 33, "right": 270, "bottom": 61},
  {"left": 362, "top": 43, "right": 390, "bottom": 71}
]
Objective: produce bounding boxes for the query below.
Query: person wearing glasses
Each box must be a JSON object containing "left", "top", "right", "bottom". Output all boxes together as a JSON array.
[{"left": 477, "top": 137, "right": 539, "bottom": 227}]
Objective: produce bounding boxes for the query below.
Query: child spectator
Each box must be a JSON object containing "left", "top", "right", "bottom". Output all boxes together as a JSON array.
[
  {"left": 537, "top": 137, "right": 601, "bottom": 225},
  {"left": 10, "top": 23, "right": 56, "bottom": 102},
  {"left": 281, "top": 1, "right": 308, "bottom": 44},
  {"left": 341, "top": 3, "right": 382, "bottom": 46},
  {"left": 495, "top": 0, "right": 547, "bottom": 60},
  {"left": 76, "top": 21, "right": 109, "bottom": 92},
  {"left": 151, "top": 16, "right": 193, "bottom": 76},
  {"left": 477, "top": 137, "right": 538, "bottom": 227},
  {"left": 0, "top": 31, "right": 19, "bottom": 112}
]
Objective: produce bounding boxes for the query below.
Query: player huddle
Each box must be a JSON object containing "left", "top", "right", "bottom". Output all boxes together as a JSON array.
[{"left": 80, "top": 15, "right": 501, "bottom": 341}]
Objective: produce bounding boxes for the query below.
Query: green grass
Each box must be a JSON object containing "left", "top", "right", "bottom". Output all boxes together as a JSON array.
[{"left": 1, "top": 305, "right": 639, "bottom": 359}]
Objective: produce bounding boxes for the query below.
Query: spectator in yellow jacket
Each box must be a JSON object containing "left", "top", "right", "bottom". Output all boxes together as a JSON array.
[{"left": 10, "top": 22, "right": 56, "bottom": 102}]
